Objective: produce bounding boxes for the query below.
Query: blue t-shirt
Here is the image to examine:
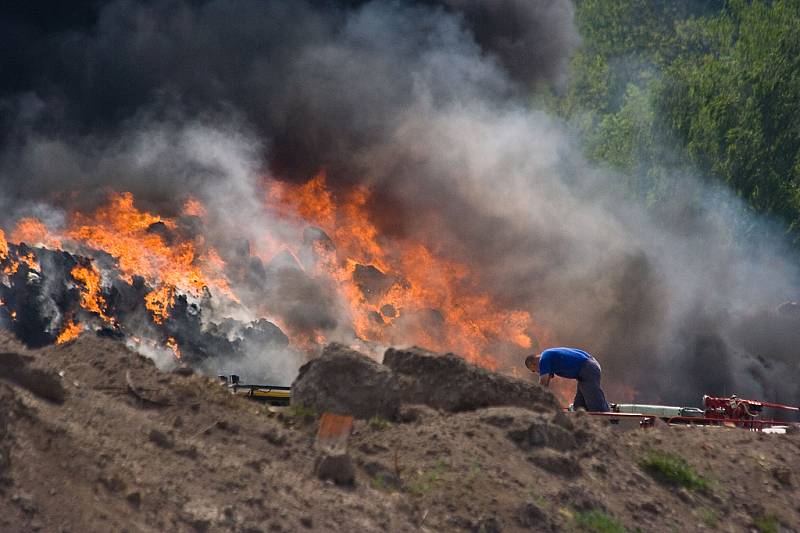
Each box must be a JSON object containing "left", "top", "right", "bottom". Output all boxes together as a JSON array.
[{"left": 538, "top": 347, "right": 593, "bottom": 379}]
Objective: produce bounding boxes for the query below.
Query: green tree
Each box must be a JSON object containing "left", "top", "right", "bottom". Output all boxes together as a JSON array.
[
  {"left": 661, "top": 0, "right": 800, "bottom": 240},
  {"left": 554, "top": 0, "right": 800, "bottom": 243},
  {"left": 555, "top": 0, "right": 719, "bottom": 207}
]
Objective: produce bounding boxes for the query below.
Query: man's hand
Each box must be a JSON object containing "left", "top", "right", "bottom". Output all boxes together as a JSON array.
[{"left": 539, "top": 374, "right": 552, "bottom": 387}]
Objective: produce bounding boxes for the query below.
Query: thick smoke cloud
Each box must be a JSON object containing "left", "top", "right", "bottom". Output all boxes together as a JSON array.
[
  {"left": 1, "top": 0, "right": 798, "bottom": 406},
  {"left": 0, "top": 0, "right": 575, "bottom": 189},
  {"left": 438, "top": 0, "right": 579, "bottom": 85}
]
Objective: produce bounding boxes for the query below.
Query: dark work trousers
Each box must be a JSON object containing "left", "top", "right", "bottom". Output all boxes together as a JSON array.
[{"left": 572, "top": 358, "right": 609, "bottom": 412}]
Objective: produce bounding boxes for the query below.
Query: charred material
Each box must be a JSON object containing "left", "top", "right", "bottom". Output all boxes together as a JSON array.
[
  {"left": 0, "top": 243, "right": 79, "bottom": 347},
  {"left": 0, "top": 243, "right": 289, "bottom": 377},
  {"left": 352, "top": 264, "right": 395, "bottom": 304}
]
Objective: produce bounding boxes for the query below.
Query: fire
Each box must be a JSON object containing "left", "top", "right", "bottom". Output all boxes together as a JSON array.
[
  {"left": 0, "top": 229, "right": 8, "bottom": 260},
  {"left": 71, "top": 263, "right": 112, "bottom": 322},
  {"left": 65, "top": 192, "right": 232, "bottom": 300},
  {"left": 11, "top": 218, "right": 62, "bottom": 249},
  {"left": 183, "top": 197, "right": 207, "bottom": 217},
  {"left": 0, "top": 230, "right": 36, "bottom": 275},
  {"left": 56, "top": 319, "right": 82, "bottom": 344},
  {"left": 166, "top": 336, "right": 182, "bottom": 359},
  {"left": 18, "top": 253, "right": 40, "bottom": 272},
  {"left": 144, "top": 285, "right": 175, "bottom": 324},
  {"left": 268, "top": 172, "right": 542, "bottom": 369},
  {"left": 1, "top": 192, "right": 237, "bottom": 327},
  {"left": 0, "top": 229, "right": 16, "bottom": 276},
  {"left": 1, "top": 175, "right": 549, "bottom": 376}
]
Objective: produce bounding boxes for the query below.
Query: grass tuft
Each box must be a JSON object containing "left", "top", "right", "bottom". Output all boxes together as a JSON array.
[
  {"left": 368, "top": 416, "right": 391, "bottom": 430},
  {"left": 465, "top": 461, "right": 482, "bottom": 482},
  {"left": 573, "top": 510, "right": 626, "bottom": 533},
  {"left": 638, "top": 450, "right": 709, "bottom": 492},
  {"left": 285, "top": 402, "right": 316, "bottom": 421},
  {"left": 371, "top": 473, "right": 389, "bottom": 491},
  {"left": 699, "top": 507, "right": 718, "bottom": 528},
  {"left": 405, "top": 458, "right": 449, "bottom": 496},
  {"left": 752, "top": 515, "right": 779, "bottom": 533}
]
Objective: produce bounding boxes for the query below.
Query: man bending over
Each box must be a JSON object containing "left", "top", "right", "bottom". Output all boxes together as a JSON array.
[{"left": 525, "top": 348, "right": 609, "bottom": 412}]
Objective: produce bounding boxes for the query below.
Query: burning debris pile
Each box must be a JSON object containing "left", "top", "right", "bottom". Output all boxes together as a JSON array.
[
  {"left": 0, "top": 199, "right": 289, "bottom": 375},
  {"left": 0, "top": 179, "right": 543, "bottom": 382}
]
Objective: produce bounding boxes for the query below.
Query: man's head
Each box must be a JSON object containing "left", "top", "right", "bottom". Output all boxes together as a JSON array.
[{"left": 524, "top": 354, "right": 540, "bottom": 373}]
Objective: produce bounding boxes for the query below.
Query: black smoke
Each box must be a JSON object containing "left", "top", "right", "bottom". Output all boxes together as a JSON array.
[{"left": 0, "top": 0, "right": 576, "bottom": 190}]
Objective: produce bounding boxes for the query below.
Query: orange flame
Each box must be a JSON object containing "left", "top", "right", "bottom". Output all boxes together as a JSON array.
[
  {"left": 166, "top": 336, "right": 182, "bottom": 359},
  {"left": 183, "top": 197, "right": 207, "bottom": 218},
  {"left": 145, "top": 285, "right": 175, "bottom": 324},
  {"left": 0, "top": 229, "right": 8, "bottom": 261},
  {"left": 18, "top": 252, "right": 40, "bottom": 272},
  {"left": 267, "top": 172, "right": 543, "bottom": 369},
  {"left": 3, "top": 223, "right": 46, "bottom": 275},
  {"left": 0, "top": 228, "right": 17, "bottom": 276},
  {"left": 1, "top": 193, "right": 237, "bottom": 326},
  {"left": 1, "top": 179, "right": 548, "bottom": 374},
  {"left": 65, "top": 193, "right": 223, "bottom": 294},
  {"left": 56, "top": 319, "right": 82, "bottom": 344},
  {"left": 3, "top": 262, "right": 19, "bottom": 276},
  {"left": 71, "top": 263, "right": 112, "bottom": 322},
  {"left": 11, "top": 218, "right": 62, "bottom": 249}
]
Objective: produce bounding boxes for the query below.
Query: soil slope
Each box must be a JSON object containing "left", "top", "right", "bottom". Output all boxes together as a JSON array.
[{"left": 1, "top": 332, "right": 799, "bottom": 532}]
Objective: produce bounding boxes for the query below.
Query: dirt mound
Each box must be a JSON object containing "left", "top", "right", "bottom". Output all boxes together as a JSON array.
[
  {"left": 292, "top": 344, "right": 557, "bottom": 419},
  {"left": 385, "top": 347, "right": 558, "bottom": 412},
  {"left": 0, "top": 352, "right": 65, "bottom": 404},
  {"left": 292, "top": 343, "right": 400, "bottom": 419},
  {"left": 1, "top": 330, "right": 799, "bottom": 532}
]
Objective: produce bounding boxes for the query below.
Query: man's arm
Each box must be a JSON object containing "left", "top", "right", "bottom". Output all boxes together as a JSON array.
[{"left": 539, "top": 374, "right": 553, "bottom": 387}]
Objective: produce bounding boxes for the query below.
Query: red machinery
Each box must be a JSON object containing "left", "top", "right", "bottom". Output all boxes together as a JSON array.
[
  {"left": 598, "top": 394, "right": 800, "bottom": 432},
  {"left": 694, "top": 395, "right": 800, "bottom": 430}
]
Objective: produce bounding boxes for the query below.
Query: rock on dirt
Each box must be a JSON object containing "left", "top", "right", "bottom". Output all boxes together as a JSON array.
[
  {"left": 292, "top": 343, "right": 400, "bottom": 419},
  {"left": 384, "top": 347, "right": 557, "bottom": 413},
  {"left": 315, "top": 453, "right": 356, "bottom": 486}
]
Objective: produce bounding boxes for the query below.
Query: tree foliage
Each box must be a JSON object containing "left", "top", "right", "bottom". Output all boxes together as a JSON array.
[
  {"left": 557, "top": 0, "right": 800, "bottom": 242},
  {"left": 662, "top": 1, "right": 800, "bottom": 236}
]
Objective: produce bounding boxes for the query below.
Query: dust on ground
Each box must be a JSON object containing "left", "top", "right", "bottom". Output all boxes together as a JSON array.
[{"left": 1, "top": 332, "right": 799, "bottom": 532}]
